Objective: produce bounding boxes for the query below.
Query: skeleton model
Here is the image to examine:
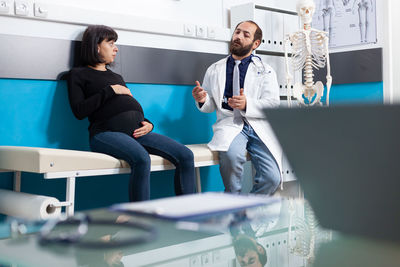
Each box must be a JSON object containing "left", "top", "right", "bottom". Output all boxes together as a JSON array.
[
  {"left": 284, "top": 0, "right": 332, "bottom": 106},
  {"left": 352, "top": 0, "right": 373, "bottom": 43},
  {"left": 288, "top": 199, "right": 332, "bottom": 264}
]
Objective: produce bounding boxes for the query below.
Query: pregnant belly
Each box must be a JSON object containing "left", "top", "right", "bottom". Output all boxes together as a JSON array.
[{"left": 104, "top": 110, "right": 144, "bottom": 136}]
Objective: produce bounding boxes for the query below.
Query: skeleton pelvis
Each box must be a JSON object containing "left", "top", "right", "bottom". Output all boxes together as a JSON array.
[{"left": 293, "top": 81, "right": 324, "bottom": 106}]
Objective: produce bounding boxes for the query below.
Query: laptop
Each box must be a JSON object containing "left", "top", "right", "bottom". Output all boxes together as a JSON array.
[{"left": 265, "top": 104, "right": 400, "bottom": 242}]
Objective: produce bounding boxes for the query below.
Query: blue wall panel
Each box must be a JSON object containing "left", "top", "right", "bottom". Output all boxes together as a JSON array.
[
  {"left": 324, "top": 82, "right": 384, "bottom": 105},
  {"left": 0, "top": 79, "right": 224, "bottom": 212},
  {"left": 0, "top": 79, "right": 89, "bottom": 149}
]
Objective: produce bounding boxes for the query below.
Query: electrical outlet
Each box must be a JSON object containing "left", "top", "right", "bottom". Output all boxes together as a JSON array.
[
  {"left": 196, "top": 25, "right": 206, "bottom": 38},
  {"left": 207, "top": 27, "right": 216, "bottom": 39},
  {"left": 34, "top": 2, "right": 48, "bottom": 18},
  {"left": 201, "top": 252, "right": 212, "bottom": 265},
  {"left": 0, "top": 0, "right": 11, "bottom": 14},
  {"left": 15, "top": 0, "right": 29, "bottom": 16},
  {"left": 212, "top": 250, "right": 221, "bottom": 263},
  {"left": 189, "top": 255, "right": 201, "bottom": 267},
  {"left": 184, "top": 24, "right": 195, "bottom": 36}
]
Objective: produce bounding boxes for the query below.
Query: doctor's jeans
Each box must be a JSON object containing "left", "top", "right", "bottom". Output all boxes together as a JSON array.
[
  {"left": 218, "top": 122, "right": 280, "bottom": 195},
  {"left": 90, "top": 131, "right": 196, "bottom": 202}
]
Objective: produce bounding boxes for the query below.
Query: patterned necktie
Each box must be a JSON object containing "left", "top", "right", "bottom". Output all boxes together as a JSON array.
[
  {"left": 233, "top": 60, "right": 242, "bottom": 124},
  {"left": 233, "top": 60, "right": 241, "bottom": 96}
]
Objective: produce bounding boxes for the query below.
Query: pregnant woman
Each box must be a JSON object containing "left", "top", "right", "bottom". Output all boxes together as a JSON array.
[{"left": 67, "top": 25, "right": 195, "bottom": 202}]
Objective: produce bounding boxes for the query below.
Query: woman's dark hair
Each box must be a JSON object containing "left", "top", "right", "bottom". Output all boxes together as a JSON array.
[{"left": 80, "top": 25, "right": 118, "bottom": 67}]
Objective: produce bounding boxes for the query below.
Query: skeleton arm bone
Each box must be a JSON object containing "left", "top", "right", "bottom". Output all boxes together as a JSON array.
[
  {"left": 324, "top": 36, "right": 332, "bottom": 106},
  {"left": 284, "top": 34, "right": 293, "bottom": 107}
]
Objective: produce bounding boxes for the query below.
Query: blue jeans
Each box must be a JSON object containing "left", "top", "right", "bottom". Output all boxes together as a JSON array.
[
  {"left": 218, "top": 123, "right": 280, "bottom": 195},
  {"left": 90, "top": 131, "right": 195, "bottom": 202}
]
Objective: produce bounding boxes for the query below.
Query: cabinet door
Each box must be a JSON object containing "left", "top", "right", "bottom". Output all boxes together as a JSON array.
[
  {"left": 260, "top": 55, "right": 288, "bottom": 97},
  {"left": 254, "top": 8, "right": 273, "bottom": 51},
  {"left": 230, "top": 3, "right": 255, "bottom": 31},
  {"left": 271, "top": 12, "right": 284, "bottom": 52},
  {"left": 283, "top": 14, "right": 300, "bottom": 54}
]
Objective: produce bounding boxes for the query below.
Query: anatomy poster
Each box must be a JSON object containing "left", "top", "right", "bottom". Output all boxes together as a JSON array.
[{"left": 312, "top": 0, "right": 377, "bottom": 48}]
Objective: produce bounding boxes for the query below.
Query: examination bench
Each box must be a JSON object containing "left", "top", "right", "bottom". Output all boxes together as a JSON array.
[{"left": 0, "top": 145, "right": 241, "bottom": 216}]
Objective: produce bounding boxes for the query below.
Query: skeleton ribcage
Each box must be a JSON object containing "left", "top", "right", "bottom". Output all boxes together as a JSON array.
[{"left": 290, "top": 31, "right": 327, "bottom": 71}]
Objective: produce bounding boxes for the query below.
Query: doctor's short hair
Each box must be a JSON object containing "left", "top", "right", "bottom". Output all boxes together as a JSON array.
[
  {"left": 234, "top": 20, "right": 263, "bottom": 43},
  {"left": 233, "top": 235, "right": 267, "bottom": 266},
  {"left": 80, "top": 25, "right": 118, "bottom": 67}
]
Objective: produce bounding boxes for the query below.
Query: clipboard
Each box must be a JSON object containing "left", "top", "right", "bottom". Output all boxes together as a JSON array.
[{"left": 110, "top": 192, "right": 277, "bottom": 220}]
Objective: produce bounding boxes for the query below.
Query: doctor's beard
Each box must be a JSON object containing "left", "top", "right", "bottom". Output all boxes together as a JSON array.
[{"left": 229, "top": 39, "right": 254, "bottom": 57}]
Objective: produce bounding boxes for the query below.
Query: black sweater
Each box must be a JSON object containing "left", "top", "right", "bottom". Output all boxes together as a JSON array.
[{"left": 67, "top": 67, "right": 150, "bottom": 137}]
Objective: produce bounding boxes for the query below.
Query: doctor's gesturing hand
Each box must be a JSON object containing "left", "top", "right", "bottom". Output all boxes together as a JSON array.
[
  {"left": 228, "top": 88, "right": 246, "bottom": 111},
  {"left": 192, "top": 81, "right": 207, "bottom": 103}
]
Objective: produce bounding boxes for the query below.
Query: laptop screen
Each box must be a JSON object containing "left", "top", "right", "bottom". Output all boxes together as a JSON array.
[{"left": 265, "top": 104, "right": 400, "bottom": 241}]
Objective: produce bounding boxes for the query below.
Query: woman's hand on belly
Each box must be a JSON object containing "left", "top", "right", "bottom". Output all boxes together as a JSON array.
[
  {"left": 111, "top": 84, "right": 133, "bottom": 97},
  {"left": 133, "top": 121, "right": 153, "bottom": 138}
]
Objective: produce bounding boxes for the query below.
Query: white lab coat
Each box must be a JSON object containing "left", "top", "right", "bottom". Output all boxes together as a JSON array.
[{"left": 196, "top": 56, "right": 282, "bottom": 172}]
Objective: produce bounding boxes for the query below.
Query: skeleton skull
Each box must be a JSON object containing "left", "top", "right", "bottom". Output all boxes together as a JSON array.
[{"left": 296, "top": 0, "right": 316, "bottom": 25}]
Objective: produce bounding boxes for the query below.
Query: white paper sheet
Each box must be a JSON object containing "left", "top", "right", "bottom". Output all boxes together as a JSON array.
[{"left": 110, "top": 192, "right": 277, "bottom": 220}]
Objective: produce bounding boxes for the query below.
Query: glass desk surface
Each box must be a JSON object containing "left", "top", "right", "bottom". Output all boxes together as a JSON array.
[{"left": 0, "top": 197, "right": 399, "bottom": 267}]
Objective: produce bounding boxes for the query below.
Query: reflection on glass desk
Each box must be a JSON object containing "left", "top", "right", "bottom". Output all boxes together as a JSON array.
[{"left": 0, "top": 197, "right": 399, "bottom": 267}]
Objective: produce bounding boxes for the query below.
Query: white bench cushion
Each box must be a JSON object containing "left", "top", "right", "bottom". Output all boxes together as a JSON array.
[{"left": 0, "top": 144, "right": 220, "bottom": 174}]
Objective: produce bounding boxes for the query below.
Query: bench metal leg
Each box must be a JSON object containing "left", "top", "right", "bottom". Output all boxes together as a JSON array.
[
  {"left": 13, "top": 171, "right": 21, "bottom": 192},
  {"left": 66, "top": 177, "right": 76, "bottom": 217},
  {"left": 195, "top": 167, "right": 202, "bottom": 193}
]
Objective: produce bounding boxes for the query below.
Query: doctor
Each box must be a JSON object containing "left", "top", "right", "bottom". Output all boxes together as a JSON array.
[{"left": 192, "top": 20, "right": 282, "bottom": 195}]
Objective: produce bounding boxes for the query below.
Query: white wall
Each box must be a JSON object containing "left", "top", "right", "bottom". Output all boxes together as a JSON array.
[
  {"left": 49, "top": 0, "right": 224, "bottom": 26},
  {"left": 0, "top": 0, "right": 230, "bottom": 54},
  {"left": 0, "top": 0, "right": 295, "bottom": 54}
]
